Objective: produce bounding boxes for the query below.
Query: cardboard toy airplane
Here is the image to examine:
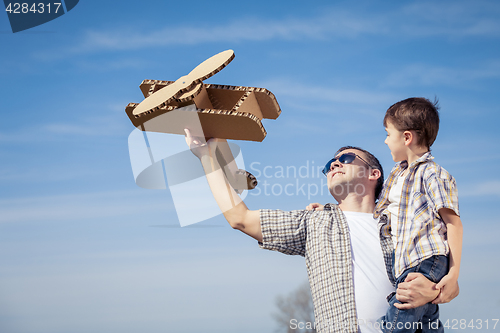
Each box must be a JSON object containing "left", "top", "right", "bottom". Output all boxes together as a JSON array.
[{"left": 125, "top": 50, "right": 281, "bottom": 192}]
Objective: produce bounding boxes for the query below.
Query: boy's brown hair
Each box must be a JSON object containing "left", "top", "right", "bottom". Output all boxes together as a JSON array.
[{"left": 383, "top": 97, "right": 440, "bottom": 149}]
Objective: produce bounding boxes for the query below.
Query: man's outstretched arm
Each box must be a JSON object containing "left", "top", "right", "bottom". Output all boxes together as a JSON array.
[{"left": 185, "top": 129, "right": 262, "bottom": 241}]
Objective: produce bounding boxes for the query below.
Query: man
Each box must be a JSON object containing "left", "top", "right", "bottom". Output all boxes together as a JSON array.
[{"left": 184, "top": 130, "right": 457, "bottom": 333}]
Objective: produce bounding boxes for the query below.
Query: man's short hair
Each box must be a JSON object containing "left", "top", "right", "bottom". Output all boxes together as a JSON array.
[
  {"left": 383, "top": 97, "right": 440, "bottom": 149},
  {"left": 335, "top": 146, "right": 384, "bottom": 201}
]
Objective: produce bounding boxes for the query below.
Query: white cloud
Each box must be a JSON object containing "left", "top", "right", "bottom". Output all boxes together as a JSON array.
[
  {"left": 0, "top": 190, "right": 173, "bottom": 224},
  {"left": 42, "top": 118, "right": 127, "bottom": 137},
  {"left": 35, "top": 1, "right": 500, "bottom": 58},
  {"left": 460, "top": 180, "right": 500, "bottom": 198},
  {"left": 63, "top": 14, "right": 382, "bottom": 55},
  {"left": 0, "top": 113, "right": 130, "bottom": 143},
  {"left": 399, "top": 1, "right": 500, "bottom": 37},
  {"left": 259, "top": 78, "right": 397, "bottom": 106},
  {"left": 383, "top": 61, "right": 500, "bottom": 88}
]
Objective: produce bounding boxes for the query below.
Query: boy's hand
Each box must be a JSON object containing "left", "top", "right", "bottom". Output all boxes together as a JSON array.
[
  {"left": 306, "top": 203, "right": 324, "bottom": 211},
  {"left": 433, "top": 273, "right": 459, "bottom": 304}
]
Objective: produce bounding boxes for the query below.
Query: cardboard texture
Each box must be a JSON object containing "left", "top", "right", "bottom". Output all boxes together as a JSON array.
[
  {"left": 126, "top": 50, "right": 280, "bottom": 195},
  {"left": 125, "top": 49, "right": 281, "bottom": 142}
]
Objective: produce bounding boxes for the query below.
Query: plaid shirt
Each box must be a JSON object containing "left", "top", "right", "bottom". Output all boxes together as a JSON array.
[
  {"left": 374, "top": 152, "right": 460, "bottom": 279},
  {"left": 259, "top": 204, "right": 358, "bottom": 333}
]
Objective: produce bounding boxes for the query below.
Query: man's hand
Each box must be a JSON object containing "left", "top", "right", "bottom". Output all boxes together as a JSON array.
[
  {"left": 433, "top": 273, "right": 459, "bottom": 304},
  {"left": 394, "top": 273, "right": 440, "bottom": 309},
  {"left": 184, "top": 128, "right": 210, "bottom": 159},
  {"left": 306, "top": 203, "right": 324, "bottom": 211}
]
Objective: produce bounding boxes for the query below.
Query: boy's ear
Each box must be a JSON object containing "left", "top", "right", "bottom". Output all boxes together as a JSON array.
[{"left": 403, "top": 130, "right": 413, "bottom": 146}]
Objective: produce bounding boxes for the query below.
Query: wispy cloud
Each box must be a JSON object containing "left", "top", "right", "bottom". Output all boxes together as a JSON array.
[
  {"left": 383, "top": 61, "right": 500, "bottom": 88},
  {"left": 0, "top": 165, "right": 99, "bottom": 183},
  {"left": 460, "top": 180, "right": 500, "bottom": 198},
  {"left": 260, "top": 78, "right": 397, "bottom": 107},
  {"left": 399, "top": 1, "right": 500, "bottom": 37},
  {"left": 35, "top": 1, "right": 500, "bottom": 59},
  {"left": 0, "top": 112, "right": 129, "bottom": 143},
  {"left": 0, "top": 190, "right": 173, "bottom": 224},
  {"left": 61, "top": 14, "right": 383, "bottom": 55},
  {"left": 43, "top": 120, "right": 124, "bottom": 137}
]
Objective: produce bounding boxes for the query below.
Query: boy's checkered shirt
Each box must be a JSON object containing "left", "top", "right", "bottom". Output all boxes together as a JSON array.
[{"left": 374, "top": 152, "right": 460, "bottom": 278}]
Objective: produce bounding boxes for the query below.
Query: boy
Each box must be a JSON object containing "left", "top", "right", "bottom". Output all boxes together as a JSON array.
[{"left": 374, "top": 97, "right": 463, "bottom": 333}]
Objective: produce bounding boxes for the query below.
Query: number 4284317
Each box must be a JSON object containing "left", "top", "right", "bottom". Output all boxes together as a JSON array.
[
  {"left": 5, "top": 3, "right": 62, "bottom": 14},
  {"left": 443, "top": 319, "right": 499, "bottom": 330}
]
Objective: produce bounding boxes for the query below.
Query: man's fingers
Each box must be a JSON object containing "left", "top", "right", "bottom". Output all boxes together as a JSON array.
[
  {"left": 404, "top": 272, "right": 420, "bottom": 282},
  {"left": 306, "top": 203, "right": 319, "bottom": 211},
  {"left": 306, "top": 203, "right": 324, "bottom": 211},
  {"left": 184, "top": 128, "right": 207, "bottom": 146},
  {"left": 394, "top": 302, "right": 413, "bottom": 310},
  {"left": 435, "top": 280, "right": 445, "bottom": 290},
  {"left": 432, "top": 294, "right": 444, "bottom": 304},
  {"left": 431, "top": 288, "right": 456, "bottom": 304},
  {"left": 397, "top": 282, "right": 409, "bottom": 291},
  {"left": 395, "top": 293, "right": 408, "bottom": 303},
  {"left": 184, "top": 128, "right": 197, "bottom": 145}
]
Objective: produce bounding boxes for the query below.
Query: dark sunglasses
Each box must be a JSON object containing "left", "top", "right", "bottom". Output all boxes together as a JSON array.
[{"left": 322, "top": 152, "right": 373, "bottom": 176}]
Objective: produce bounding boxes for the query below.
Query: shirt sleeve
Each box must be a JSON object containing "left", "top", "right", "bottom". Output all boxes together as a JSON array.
[
  {"left": 425, "top": 168, "right": 460, "bottom": 217},
  {"left": 258, "top": 209, "right": 310, "bottom": 256}
]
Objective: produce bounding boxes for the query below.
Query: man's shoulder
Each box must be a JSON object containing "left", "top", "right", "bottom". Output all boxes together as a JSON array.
[
  {"left": 300, "top": 203, "right": 349, "bottom": 227},
  {"left": 259, "top": 208, "right": 309, "bottom": 220},
  {"left": 260, "top": 206, "right": 338, "bottom": 222},
  {"left": 324, "top": 203, "right": 347, "bottom": 218}
]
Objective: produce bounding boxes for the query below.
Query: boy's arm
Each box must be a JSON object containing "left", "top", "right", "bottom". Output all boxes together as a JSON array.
[
  {"left": 185, "top": 129, "right": 262, "bottom": 241},
  {"left": 433, "top": 207, "right": 463, "bottom": 304}
]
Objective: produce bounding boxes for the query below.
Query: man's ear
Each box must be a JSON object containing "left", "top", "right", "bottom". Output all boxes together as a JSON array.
[{"left": 369, "top": 168, "right": 382, "bottom": 181}]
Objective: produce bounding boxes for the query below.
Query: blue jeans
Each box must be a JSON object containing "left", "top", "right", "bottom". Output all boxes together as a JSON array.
[{"left": 378, "top": 255, "right": 449, "bottom": 333}]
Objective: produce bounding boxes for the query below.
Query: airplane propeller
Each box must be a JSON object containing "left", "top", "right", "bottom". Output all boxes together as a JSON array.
[{"left": 132, "top": 50, "right": 235, "bottom": 116}]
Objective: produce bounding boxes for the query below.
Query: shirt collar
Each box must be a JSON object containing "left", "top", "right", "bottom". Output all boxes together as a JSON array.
[{"left": 397, "top": 151, "right": 433, "bottom": 171}]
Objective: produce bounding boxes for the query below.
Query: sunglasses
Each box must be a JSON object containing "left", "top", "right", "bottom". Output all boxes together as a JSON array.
[{"left": 322, "top": 152, "right": 373, "bottom": 176}]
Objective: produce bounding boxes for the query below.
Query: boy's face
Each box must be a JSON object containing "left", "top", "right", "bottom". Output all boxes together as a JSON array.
[{"left": 385, "top": 121, "right": 407, "bottom": 162}]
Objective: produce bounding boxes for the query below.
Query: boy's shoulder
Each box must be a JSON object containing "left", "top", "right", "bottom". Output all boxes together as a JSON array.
[{"left": 418, "top": 158, "right": 456, "bottom": 183}]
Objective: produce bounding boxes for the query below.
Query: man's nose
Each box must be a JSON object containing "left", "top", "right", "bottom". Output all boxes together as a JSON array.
[{"left": 331, "top": 161, "right": 342, "bottom": 169}]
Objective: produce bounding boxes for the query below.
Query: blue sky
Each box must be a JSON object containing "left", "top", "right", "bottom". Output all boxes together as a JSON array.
[{"left": 1, "top": 0, "right": 500, "bottom": 332}]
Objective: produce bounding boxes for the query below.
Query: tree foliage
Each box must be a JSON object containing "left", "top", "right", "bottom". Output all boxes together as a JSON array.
[{"left": 273, "top": 281, "right": 316, "bottom": 333}]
